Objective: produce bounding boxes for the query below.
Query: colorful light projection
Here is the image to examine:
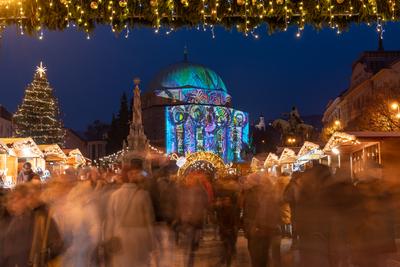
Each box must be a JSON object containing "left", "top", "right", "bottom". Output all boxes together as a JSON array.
[
  {"left": 165, "top": 105, "right": 249, "bottom": 162},
  {"left": 156, "top": 88, "right": 231, "bottom": 106}
]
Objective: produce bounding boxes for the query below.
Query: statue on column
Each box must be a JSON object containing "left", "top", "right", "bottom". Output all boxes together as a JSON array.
[
  {"left": 133, "top": 78, "right": 143, "bottom": 126},
  {"left": 122, "top": 78, "right": 151, "bottom": 170}
]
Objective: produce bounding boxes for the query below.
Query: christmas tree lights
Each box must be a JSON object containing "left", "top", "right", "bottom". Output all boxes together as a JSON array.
[{"left": 13, "top": 62, "right": 65, "bottom": 147}]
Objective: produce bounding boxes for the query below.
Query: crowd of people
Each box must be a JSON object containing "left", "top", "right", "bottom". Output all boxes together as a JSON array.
[{"left": 0, "top": 159, "right": 399, "bottom": 267}]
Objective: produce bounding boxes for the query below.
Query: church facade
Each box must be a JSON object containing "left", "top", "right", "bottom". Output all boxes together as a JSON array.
[{"left": 142, "top": 57, "right": 249, "bottom": 163}]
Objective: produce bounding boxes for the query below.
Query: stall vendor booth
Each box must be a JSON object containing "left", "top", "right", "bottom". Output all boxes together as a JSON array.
[
  {"left": 344, "top": 132, "right": 400, "bottom": 181},
  {"left": 63, "top": 148, "right": 86, "bottom": 168},
  {"left": 250, "top": 157, "right": 262, "bottom": 172},
  {"left": 296, "top": 141, "right": 324, "bottom": 170},
  {"left": 278, "top": 148, "right": 297, "bottom": 174},
  {"left": 38, "top": 144, "right": 67, "bottom": 176},
  {"left": 0, "top": 138, "right": 45, "bottom": 176},
  {"left": 0, "top": 140, "right": 18, "bottom": 186},
  {"left": 323, "top": 132, "right": 382, "bottom": 179},
  {"left": 263, "top": 153, "right": 279, "bottom": 174}
]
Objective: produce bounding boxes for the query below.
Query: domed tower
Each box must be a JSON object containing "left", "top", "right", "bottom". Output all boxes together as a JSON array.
[{"left": 142, "top": 53, "right": 249, "bottom": 163}]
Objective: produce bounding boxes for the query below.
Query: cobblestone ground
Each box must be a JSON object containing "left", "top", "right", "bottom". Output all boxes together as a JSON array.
[
  {"left": 170, "top": 228, "right": 400, "bottom": 267},
  {"left": 171, "top": 228, "right": 293, "bottom": 267}
]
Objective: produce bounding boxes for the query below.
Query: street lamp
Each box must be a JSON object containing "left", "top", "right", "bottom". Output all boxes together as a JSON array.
[
  {"left": 334, "top": 120, "right": 341, "bottom": 127},
  {"left": 287, "top": 137, "right": 296, "bottom": 145},
  {"left": 390, "top": 101, "right": 400, "bottom": 119}
]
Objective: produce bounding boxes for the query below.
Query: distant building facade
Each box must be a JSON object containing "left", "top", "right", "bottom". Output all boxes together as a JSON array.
[
  {"left": 65, "top": 129, "right": 88, "bottom": 157},
  {"left": 0, "top": 106, "right": 13, "bottom": 138},
  {"left": 323, "top": 48, "right": 400, "bottom": 130},
  {"left": 64, "top": 128, "right": 107, "bottom": 160}
]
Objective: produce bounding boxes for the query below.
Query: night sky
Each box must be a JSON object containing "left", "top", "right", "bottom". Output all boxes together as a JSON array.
[{"left": 2, "top": 23, "right": 400, "bottom": 130}]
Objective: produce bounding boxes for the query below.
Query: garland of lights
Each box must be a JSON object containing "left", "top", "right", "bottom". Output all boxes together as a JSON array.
[
  {"left": 0, "top": 0, "right": 395, "bottom": 37},
  {"left": 177, "top": 151, "right": 227, "bottom": 178},
  {"left": 97, "top": 144, "right": 164, "bottom": 166}
]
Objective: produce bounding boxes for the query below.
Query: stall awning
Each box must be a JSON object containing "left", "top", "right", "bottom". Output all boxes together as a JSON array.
[
  {"left": 0, "top": 138, "right": 44, "bottom": 158},
  {"left": 38, "top": 144, "right": 67, "bottom": 161},
  {"left": 279, "top": 148, "right": 297, "bottom": 164},
  {"left": 264, "top": 153, "right": 279, "bottom": 168}
]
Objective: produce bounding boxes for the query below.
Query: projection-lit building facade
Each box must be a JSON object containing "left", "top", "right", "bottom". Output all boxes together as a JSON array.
[{"left": 142, "top": 59, "right": 249, "bottom": 163}]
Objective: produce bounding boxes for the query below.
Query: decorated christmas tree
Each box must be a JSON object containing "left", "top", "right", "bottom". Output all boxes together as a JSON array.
[{"left": 13, "top": 62, "right": 65, "bottom": 146}]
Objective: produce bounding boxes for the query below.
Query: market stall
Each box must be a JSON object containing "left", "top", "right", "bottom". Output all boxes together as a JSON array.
[
  {"left": 63, "top": 148, "right": 86, "bottom": 168},
  {"left": 323, "top": 132, "right": 381, "bottom": 179},
  {"left": 38, "top": 144, "right": 67, "bottom": 176},
  {"left": 0, "top": 138, "right": 45, "bottom": 175},
  {"left": 263, "top": 153, "right": 279, "bottom": 174},
  {"left": 0, "top": 140, "right": 18, "bottom": 186},
  {"left": 296, "top": 141, "right": 324, "bottom": 170},
  {"left": 278, "top": 148, "right": 297, "bottom": 174}
]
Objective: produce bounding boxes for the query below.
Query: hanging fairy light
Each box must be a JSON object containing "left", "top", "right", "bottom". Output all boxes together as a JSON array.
[{"left": 0, "top": 0, "right": 398, "bottom": 39}]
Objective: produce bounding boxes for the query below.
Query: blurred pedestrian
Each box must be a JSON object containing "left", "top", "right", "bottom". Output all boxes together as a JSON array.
[
  {"left": 242, "top": 172, "right": 280, "bottom": 267},
  {"left": 0, "top": 183, "right": 63, "bottom": 267},
  {"left": 104, "top": 163, "right": 155, "bottom": 267},
  {"left": 153, "top": 166, "right": 178, "bottom": 267},
  {"left": 294, "top": 163, "right": 331, "bottom": 267},
  {"left": 351, "top": 162, "right": 397, "bottom": 267},
  {"left": 214, "top": 187, "right": 240, "bottom": 267},
  {"left": 176, "top": 171, "right": 210, "bottom": 267},
  {"left": 61, "top": 176, "right": 101, "bottom": 267}
]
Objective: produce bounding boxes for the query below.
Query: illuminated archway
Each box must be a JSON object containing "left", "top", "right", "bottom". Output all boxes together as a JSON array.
[{"left": 177, "top": 151, "right": 227, "bottom": 179}]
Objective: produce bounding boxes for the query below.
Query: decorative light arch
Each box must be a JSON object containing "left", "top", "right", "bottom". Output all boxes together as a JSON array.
[{"left": 177, "top": 151, "right": 227, "bottom": 178}]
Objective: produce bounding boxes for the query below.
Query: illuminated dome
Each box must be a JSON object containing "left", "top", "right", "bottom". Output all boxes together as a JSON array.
[{"left": 149, "top": 61, "right": 228, "bottom": 93}]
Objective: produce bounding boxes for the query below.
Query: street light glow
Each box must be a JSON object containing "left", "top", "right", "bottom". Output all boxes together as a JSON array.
[{"left": 391, "top": 102, "right": 399, "bottom": 110}]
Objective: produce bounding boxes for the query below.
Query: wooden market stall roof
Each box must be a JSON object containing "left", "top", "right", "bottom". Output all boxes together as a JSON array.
[
  {"left": 279, "top": 148, "right": 297, "bottom": 164},
  {"left": 345, "top": 131, "right": 400, "bottom": 139},
  {"left": 38, "top": 144, "right": 67, "bottom": 162},
  {"left": 297, "top": 141, "right": 324, "bottom": 162},
  {"left": 323, "top": 132, "right": 358, "bottom": 153},
  {"left": 264, "top": 152, "right": 279, "bottom": 168},
  {"left": 0, "top": 140, "right": 16, "bottom": 156},
  {"left": 250, "top": 157, "right": 261, "bottom": 171},
  {"left": 0, "top": 137, "right": 44, "bottom": 158},
  {"left": 62, "top": 148, "right": 86, "bottom": 166},
  {"left": 297, "top": 141, "right": 320, "bottom": 157},
  {"left": 323, "top": 131, "right": 381, "bottom": 155}
]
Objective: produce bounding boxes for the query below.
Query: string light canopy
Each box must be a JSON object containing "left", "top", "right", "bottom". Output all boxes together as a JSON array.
[
  {"left": 0, "top": 0, "right": 394, "bottom": 38},
  {"left": 177, "top": 151, "right": 227, "bottom": 179}
]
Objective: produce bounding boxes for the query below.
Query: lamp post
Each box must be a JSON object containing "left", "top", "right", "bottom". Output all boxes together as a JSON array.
[{"left": 287, "top": 137, "right": 296, "bottom": 146}]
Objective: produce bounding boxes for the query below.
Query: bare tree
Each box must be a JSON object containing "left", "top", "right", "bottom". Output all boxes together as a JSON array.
[{"left": 356, "top": 88, "right": 400, "bottom": 131}]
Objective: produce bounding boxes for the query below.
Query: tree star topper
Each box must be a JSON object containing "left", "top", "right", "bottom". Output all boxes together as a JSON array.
[{"left": 36, "top": 61, "right": 47, "bottom": 78}]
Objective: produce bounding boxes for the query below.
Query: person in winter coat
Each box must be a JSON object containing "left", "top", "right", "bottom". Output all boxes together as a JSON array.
[
  {"left": 242, "top": 173, "right": 280, "bottom": 267},
  {"left": 214, "top": 188, "right": 241, "bottom": 267},
  {"left": 153, "top": 167, "right": 178, "bottom": 267},
  {"left": 60, "top": 178, "right": 101, "bottom": 267},
  {"left": 176, "top": 171, "right": 210, "bottom": 267},
  {"left": 294, "top": 163, "right": 332, "bottom": 267},
  {"left": 0, "top": 183, "right": 64, "bottom": 267},
  {"left": 351, "top": 162, "right": 397, "bottom": 267},
  {"left": 104, "top": 165, "right": 155, "bottom": 267},
  {"left": 17, "top": 162, "right": 40, "bottom": 184}
]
